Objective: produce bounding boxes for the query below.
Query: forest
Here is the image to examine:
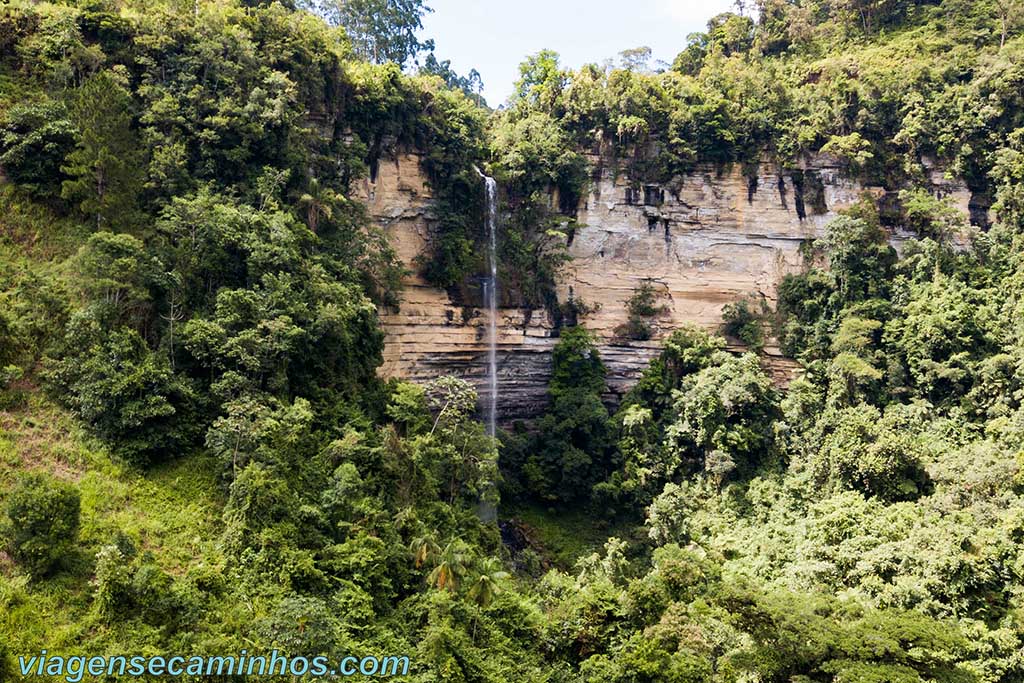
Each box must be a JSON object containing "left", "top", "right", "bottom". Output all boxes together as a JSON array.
[{"left": 3, "top": 0, "right": 1024, "bottom": 680}]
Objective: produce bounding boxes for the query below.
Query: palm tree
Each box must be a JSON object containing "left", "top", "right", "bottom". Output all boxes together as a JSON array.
[
  {"left": 409, "top": 530, "right": 439, "bottom": 569},
  {"left": 427, "top": 539, "right": 470, "bottom": 592},
  {"left": 467, "top": 557, "right": 510, "bottom": 608},
  {"left": 296, "top": 178, "right": 342, "bottom": 234}
]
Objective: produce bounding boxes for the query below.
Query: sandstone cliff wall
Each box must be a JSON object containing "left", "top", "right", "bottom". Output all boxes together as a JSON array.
[{"left": 358, "top": 151, "right": 973, "bottom": 422}]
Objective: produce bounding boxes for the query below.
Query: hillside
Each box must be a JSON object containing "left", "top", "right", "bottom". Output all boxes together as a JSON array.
[{"left": 2, "top": 0, "right": 1024, "bottom": 681}]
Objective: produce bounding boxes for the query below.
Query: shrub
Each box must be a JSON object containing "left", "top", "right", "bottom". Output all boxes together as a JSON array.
[
  {"left": 93, "top": 540, "right": 198, "bottom": 628},
  {"left": 93, "top": 543, "right": 135, "bottom": 617},
  {"left": 0, "top": 642, "right": 11, "bottom": 682},
  {"left": 0, "top": 364, "right": 28, "bottom": 410},
  {"left": 256, "top": 596, "right": 342, "bottom": 657},
  {"left": 721, "top": 298, "right": 765, "bottom": 350},
  {"left": 617, "top": 282, "right": 667, "bottom": 341},
  {"left": 47, "top": 325, "right": 197, "bottom": 465},
  {"left": 3, "top": 473, "right": 80, "bottom": 578}
]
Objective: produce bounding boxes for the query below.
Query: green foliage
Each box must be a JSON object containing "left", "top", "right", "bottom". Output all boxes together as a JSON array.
[
  {"left": 420, "top": 53, "right": 485, "bottom": 103},
  {"left": 0, "top": 642, "right": 10, "bottom": 682},
  {"left": 7, "top": 1, "right": 1024, "bottom": 680},
  {"left": 256, "top": 595, "right": 343, "bottom": 657},
  {"left": 490, "top": 111, "right": 587, "bottom": 200},
  {"left": 991, "top": 128, "right": 1024, "bottom": 228},
  {"left": 314, "top": 0, "right": 433, "bottom": 67},
  {"left": 596, "top": 326, "right": 774, "bottom": 507},
  {"left": 721, "top": 297, "right": 766, "bottom": 351},
  {"left": 899, "top": 187, "right": 967, "bottom": 240},
  {"left": 810, "top": 404, "right": 931, "bottom": 501},
  {"left": 508, "top": 327, "right": 612, "bottom": 505},
  {"left": 885, "top": 274, "right": 1001, "bottom": 403},
  {"left": 385, "top": 380, "right": 430, "bottom": 435},
  {"left": 820, "top": 131, "right": 875, "bottom": 172},
  {"left": 421, "top": 376, "right": 500, "bottom": 506},
  {"left": 60, "top": 69, "right": 143, "bottom": 230},
  {"left": 48, "top": 325, "right": 197, "bottom": 464},
  {"left": 0, "top": 98, "right": 75, "bottom": 198},
  {"left": 205, "top": 396, "right": 317, "bottom": 478},
  {"left": 617, "top": 282, "right": 667, "bottom": 341},
  {"left": 484, "top": 52, "right": 590, "bottom": 312},
  {"left": 549, "top": 325, "right": 607, "bottom": 397},
  {"left": 93, "top": 539, "right": 198, "bottom": 628},
  {"left": 667, "top": 352, "right": 778, "bottom": 477},
  {"left": 411, "top": 83, "right": 489, "bottom": 293},
  {"left": 3, "top": 472, "right": 80, "bottom": 578},
  {"left": 820, "top": 214, "right": 897, "bottom": 303}
]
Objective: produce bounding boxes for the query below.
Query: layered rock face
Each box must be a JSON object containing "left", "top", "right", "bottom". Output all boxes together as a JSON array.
[{"left": 359, "top": 151, "right": 973, "bottom": 422}]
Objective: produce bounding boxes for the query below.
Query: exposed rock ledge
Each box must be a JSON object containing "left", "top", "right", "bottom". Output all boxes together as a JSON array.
[{"left": 355, "top": 151, "right": 974, "bottom": 422}]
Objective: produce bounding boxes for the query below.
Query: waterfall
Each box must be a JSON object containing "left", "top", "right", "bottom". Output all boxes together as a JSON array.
[
  {"left": 473, "top": 168, "right": 500, "bottom": 523},
  {"left": 481, "top": 172, "right": 499, "bottom": 438}
]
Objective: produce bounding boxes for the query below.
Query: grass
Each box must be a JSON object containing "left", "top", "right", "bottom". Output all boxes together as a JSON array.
[
  {"left": 0, "top": 183, "right": 231, "bottom": 666},
  {"left": 0, "top": 390, "right": 226, "bottom": 659},
  {"left": 0, "top": 184, "right": 91, "bottom": 262}
]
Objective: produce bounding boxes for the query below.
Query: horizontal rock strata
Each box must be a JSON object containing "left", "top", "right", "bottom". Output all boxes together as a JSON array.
[{"left": 359, "top": 151, "right": 974, "bottom": 422}]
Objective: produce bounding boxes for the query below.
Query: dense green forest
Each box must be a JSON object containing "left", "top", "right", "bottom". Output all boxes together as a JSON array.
[{"left": 3, "top": 0, "right": 1024, "bottom": 680}]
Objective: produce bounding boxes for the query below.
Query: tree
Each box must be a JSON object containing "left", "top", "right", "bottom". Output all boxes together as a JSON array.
[
  {"left": 419, "top": 54, "right": 485, "bottom": 104},
  {"left": 706, "top": 12, "right": 754, "bottom": 55},
  {"left": 618, "top": 46, "right": 653, "bottom": 73},
  {"left": 316, "top": 0, "right": 434, "bottom": 67},
  {"left": 996, "top": 0, "right": 1024, "bottom": 47},
  {"left": 410, "top": 530, "right": 440, "bottom": 568},
  {"left": 47, "top": 326, "right": 195, "bottom": 464},
  {"left": 3, "top": 473, "right": 80, "bottom": 578},
  {"left": 427, "top": 538, "right": 470, "bottom": 591},
  {"left": 510, "top": 50, "right": 565, "bottom": 109},
  {"left": 386, "top": 381, "right": 431, "bottom": 436},
  {"left": 827, "top": 316, "right": 885, "bottom": 406},
  {"left": 421, "top": 377, "right": 499, "bottom": 506},
  {"left": 61, "top": 69, "right": 143, "bottom": 230},
  {"left": 256, "top": 597, "right": 342, "bottom": 658},
  {"left": 205, "top": 396, "right": 316, "bottom": 478},
  {"left": 520, "top": 327, "right": 613, "bottom": 504},
  {"left": 426, "top": 375, "right": 479, "bottom": 434},
  {"left": 467, "top": 557, "right": 509, "bottom": 607},
  {"left": 667, "top": 352, "right": 777, "bottom": 479},
  {"left": 617, "top": 282, "right": 667, "bottom": 341},
  {"left": 74, "top": 231, "right": 160, "bottom": 329},
  {"left": 811, "top": 404, "right": 930, "bottom": 502},
  {"left": 721, "top": 297, "right": 765, "bottom": 350},
  {"left": 819, "top": 215, "right": 896, "bottom": 304},
  {"left": 598, "top": 325, "right": 737, "bottom": 507},
  {"left": 549, "top": 326, "right": 607, "bottom": 397},
  {"left": 898, "top": 188, "right": 967, "bottom": 240},
  {"left": 884, "top": 274, "right": 998, "bottom": 403},
  {"left": 0, "top": 99, "right": 76, "bottom": 198},
  {"left": 295, "top": 178, "right": 344, "bottom": 234}
]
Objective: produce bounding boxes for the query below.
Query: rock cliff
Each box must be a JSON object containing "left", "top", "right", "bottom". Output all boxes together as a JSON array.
[{"left": 358, "top": 150, "right": 974, "bottom": 422}]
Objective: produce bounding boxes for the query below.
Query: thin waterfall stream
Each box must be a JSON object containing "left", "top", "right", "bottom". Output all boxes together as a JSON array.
[
  {"left": 479, "top": 170, "right": 499, "bottom": 438},
  {"left": 475, "top": 168, "right": 500, "bottom": 523}
]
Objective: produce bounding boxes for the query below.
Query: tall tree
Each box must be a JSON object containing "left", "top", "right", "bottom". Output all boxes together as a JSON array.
[
  {"left": 61, "top": 70, "right": 143, "bottom": 230},
  {"left": 314, "top": 0, "right": 434, "bottom": 67},
  {"left": 419, "top": 54, "right": 485, "bottom": 104}
]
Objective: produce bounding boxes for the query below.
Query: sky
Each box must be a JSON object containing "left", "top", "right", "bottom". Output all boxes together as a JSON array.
[{"left": 419, "top": 0, "right": 738, "bottom": 106}]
